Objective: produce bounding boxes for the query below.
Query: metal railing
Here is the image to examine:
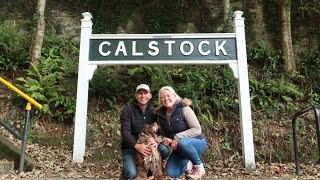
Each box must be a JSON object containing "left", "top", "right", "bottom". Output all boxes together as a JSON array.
[
  {"left": 0, "top": 76, "right": 42, "bottom": 173},
  {"left": 292, "top": 105, "right": 320, "bottom": 175}
]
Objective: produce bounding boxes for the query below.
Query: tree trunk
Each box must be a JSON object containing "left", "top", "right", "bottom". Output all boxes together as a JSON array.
[
  {"left": 223, "top": 0, "right": 232, "bottom": 32},
  {"left": 279, "top": 0, "right": 296, "bottom": 73},
  {"left": 31, "top": 0, "right": 46, "bottom": 64},
  {"left": 223, "top": 0, "right": 230, "bottom": 25}
]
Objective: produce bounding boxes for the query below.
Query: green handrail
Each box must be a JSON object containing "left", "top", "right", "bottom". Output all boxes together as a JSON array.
[{"left": 0, "top": 76, "right": 42, "bottom": 173}]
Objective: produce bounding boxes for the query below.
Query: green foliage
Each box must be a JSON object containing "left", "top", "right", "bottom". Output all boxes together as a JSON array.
[
  {"left": 90, "top": 0, "right": 139, "bottom": 34},
  {"left": 292, "top": 0, "right": 320, "bottom": 49},
  {"left": 143, "top": 1, "right": 184, "bottom": 33},
  {"left": 248, "top": 44, "right": 319, "bottom": 162},
  {"left": 292, "top": 116, "right": 320, "bottom": 163},
  {"left": 2, "top": 0, "right": 320, "bottom": 165},
  {"left": 89, "top": 66, "right": 129, "bottom": 107},
  {"left": 89, "top": 64, "right": 239, "bottom": 122},
  {"left": 181, "top": 0, "right": 214, "bottom": 33},
  {"left": 85, "top": 0, "right": 217, "bottom": 34},
  {"left": 0, "top": 21, "right": 31, "bottom": 70},
  {"left": 249, "top": 42, "right": 282, "bottom": 74},
  {"left": 308, "top": 90, "right": 319, "bottom": 105},
  {"left": 154, "top": 65, "right": 239, "bottom": 119},
  {"left": 242, "top": 10, "right": 255, "bottom": 44},
  {"left": 248, "top": 42, "right": 306, "bottom": 124},
  {"left": 223, "top": 6, "right": 234, "bottom": 33},
  {"left": 299, "top": 51, "right": 320, "bottom": 85},
  {"left": 250, "top": 78, "right": 303, "bottom": 109},
  {"left": 263, "top": 0, "right": 280, "bottom": 47},
  {"left": 263, "top": 0, "right": 320, "bottom": 51},
  {"left": 297, "top": 51, "right": 320, "bottom": 105},
  {"left": 221, "top": 126, "right": 233, "bottom": 151},
  {"left": 17, "top": 35, "right": 78, "bottom": 123}
]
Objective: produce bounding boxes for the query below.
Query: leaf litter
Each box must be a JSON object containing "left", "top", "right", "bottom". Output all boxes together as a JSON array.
[{"left": 0, "top": 122, "right": 320, "bottom": 179}]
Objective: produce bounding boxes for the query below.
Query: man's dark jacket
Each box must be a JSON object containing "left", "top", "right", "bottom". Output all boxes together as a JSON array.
[{"left": 120, "top": 103, "right": 156, "bottom": 149}]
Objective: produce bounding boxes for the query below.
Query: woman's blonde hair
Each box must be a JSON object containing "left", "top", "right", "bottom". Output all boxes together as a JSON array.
[{"left": 158, "top": 86, "right": 182, "bottom": 105}]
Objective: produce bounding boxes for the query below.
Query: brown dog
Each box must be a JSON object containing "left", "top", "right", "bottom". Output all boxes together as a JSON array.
[{"left": 136, "top": 122, "right": 166, "bottom": 180}]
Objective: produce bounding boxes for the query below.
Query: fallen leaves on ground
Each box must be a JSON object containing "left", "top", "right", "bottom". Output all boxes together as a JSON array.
[{"left": 1, "top": 126, "right": 320, "bottom": 180}]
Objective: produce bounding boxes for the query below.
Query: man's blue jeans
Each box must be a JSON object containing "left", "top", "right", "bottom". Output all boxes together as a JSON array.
[
  {"left": 163, "top": 137, "right": 207, "bottom": 178},
  {"left": 121, "top": 145, "right": 170, "bottom": 179}
]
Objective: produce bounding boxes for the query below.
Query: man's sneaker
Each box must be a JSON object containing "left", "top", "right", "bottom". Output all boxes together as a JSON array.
[
  {"left": 186, "top": 163, "right": 205, "bottom": 180},
  {"left": 185, "top": 160, "right": 193, "bottom": 175}
]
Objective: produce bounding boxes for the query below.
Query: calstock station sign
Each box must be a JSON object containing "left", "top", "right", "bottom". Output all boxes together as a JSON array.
[
  {"left": 75, "top": 12, "right": 256, "bottom": 171},
  {"left": 88, "top": 35, "right": 237, "bottom": 61}
]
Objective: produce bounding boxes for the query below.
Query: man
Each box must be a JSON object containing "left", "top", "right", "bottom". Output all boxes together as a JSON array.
[{"left": 120, "top": 84, "right": 157, "bottom": 179}]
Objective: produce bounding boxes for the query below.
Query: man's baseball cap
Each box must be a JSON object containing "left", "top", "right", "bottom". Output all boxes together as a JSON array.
[{"left": 135, "top": 84, "right": 150, "bottom": 93}]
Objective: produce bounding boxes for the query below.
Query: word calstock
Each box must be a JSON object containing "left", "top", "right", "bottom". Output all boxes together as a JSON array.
[{"left": 98, "top": 40, "right": 229, "bottom": 57}]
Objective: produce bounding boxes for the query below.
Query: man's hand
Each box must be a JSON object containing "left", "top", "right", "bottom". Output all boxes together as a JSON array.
[{"left": 134, "top": 143, "right": 152, "bottom": 157}]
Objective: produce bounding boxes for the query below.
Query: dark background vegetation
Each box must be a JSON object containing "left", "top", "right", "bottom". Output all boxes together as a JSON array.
[{"left": 0, "top": 0, "right": 320, "bottom": 168}]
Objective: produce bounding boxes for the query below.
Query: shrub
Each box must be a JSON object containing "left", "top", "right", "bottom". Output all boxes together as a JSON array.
[
  {"left": 297, "top": 51, "right": 320, "bottom": 105},
  {"left": 17, "top": 35, "right": 78, "bottom": 123},
  {"left": 0, "top": 21, "right": 31, "bottom": 70}
]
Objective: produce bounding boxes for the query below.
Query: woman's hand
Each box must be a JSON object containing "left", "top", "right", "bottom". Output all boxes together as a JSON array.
[
  {"left": 171, "top": 139, "right": 178, "bottom": 150},
  {"left": 148, "top": 137, "right": 158, "bottom": 148},
  {"left": 162, "top": 137, "right": 173, "bottom": 146}
]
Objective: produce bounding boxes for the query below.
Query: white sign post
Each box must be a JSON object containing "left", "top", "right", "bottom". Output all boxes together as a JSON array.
[{"left": 72, "top": 11, "right": 255, "bottom": 171}]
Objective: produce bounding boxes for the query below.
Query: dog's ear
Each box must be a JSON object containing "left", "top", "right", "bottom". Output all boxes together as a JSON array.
[
  {"left": 142, "top": 124, "right": 150, "bottom": 132},
  {"left": 149, "top": 122, "right": 159, "bottom": 133}
]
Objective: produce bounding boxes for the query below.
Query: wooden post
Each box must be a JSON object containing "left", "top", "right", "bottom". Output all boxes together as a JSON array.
[
  {"left": 72, "top": 12, "right": 96, "bottom": 163},
  {"left": 233, "top": 11, "right": 256, "bottom": 171}
]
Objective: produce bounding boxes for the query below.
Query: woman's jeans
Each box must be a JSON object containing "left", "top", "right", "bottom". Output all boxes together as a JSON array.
[
  {"left": 163, "top": 137, "right": 207, "bottom": 178},
  {"left": 121, "top": 145, "right": 171, "bottom": 179}
]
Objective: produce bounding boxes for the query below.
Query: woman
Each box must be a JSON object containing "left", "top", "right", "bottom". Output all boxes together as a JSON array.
[{"left": 156, "top": 86, "right": 207, "bottom": 179}]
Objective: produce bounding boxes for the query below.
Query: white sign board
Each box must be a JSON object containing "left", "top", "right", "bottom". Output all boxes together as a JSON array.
[{"left": 72, "top": 11, "right": 256, "bottom": 171}]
